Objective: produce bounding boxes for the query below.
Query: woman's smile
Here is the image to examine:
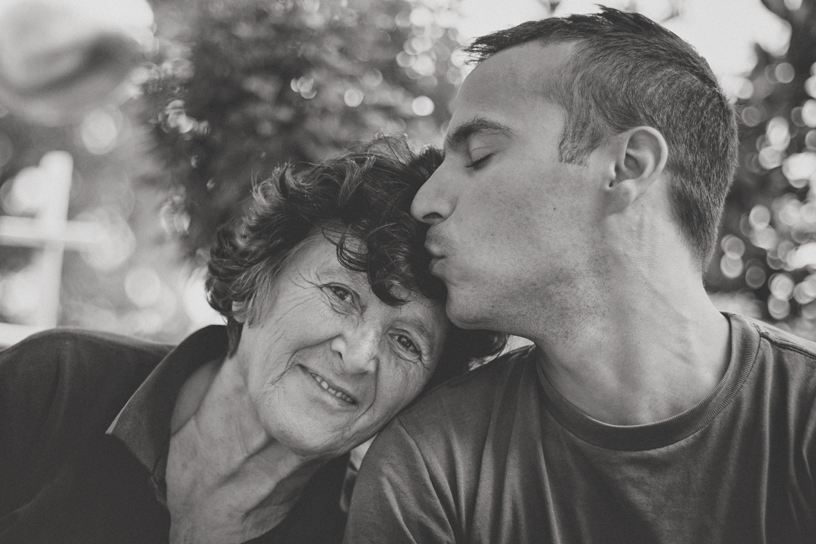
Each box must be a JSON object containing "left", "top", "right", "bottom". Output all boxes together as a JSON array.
[{"left": 300, "top": 365, "right": 358, "bottom": 406}]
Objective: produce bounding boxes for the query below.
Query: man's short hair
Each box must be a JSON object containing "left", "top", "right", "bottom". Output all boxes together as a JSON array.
[
  {"left": 466, "top": 7, "right": 739, "bottom": 266},
  {"left": 206, "top": 137, "right": 506, "bottom": 389}
]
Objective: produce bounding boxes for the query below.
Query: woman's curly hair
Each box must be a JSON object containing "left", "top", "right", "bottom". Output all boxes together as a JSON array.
[{"left": 206, "top": 137, "right": 506, "bottom": 389}]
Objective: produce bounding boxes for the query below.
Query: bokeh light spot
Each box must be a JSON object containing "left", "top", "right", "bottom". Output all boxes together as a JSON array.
[
  {"left": 783, "top": 152, "right": 816, "bottom": 183},
  {"left": 721, "top": 234, "right": 746, "bottom": 258},
  {"left": 753, "top": 226, "right": 779, "bottom": 251},
  {"left": 2, "top": 166, "right": 48, "bottom": 215},
  {"left": 362, "top": 69, "right": 383, "bottom": 87},
  {"left": 0, "top": 271, "right": 40, "bottom": 320},
  {"left": 411, "top": 95, "right": 435, "bottom": 116},
  {"left": 749, "top": 204, "right": 772, "bottom": 229},
  {"left": 124, "top": 266, "right": 162, "bottom": 308},
  {"left": 396, "top": 51, "right": 414, "bottom": 67},
  {"left": 344, "top": 88, "right": 364, "bottom": 107},
  {"left": 720, "top": 254, "right": 744, "bottom": 279},
  {"left": 768, "top": 295, "right": 791, "bottom": 320},
  {"left": 79, "top": 108, "right": 122, "bottom": 155},
  {"left": 766, "top": 116, "right": 790, "bottom": 150},
  {"left": 745, "top": 264, "right": 767, "bottom": 289},
  {"left": 770, "top": 272, "right": 795, "bottom": 300},
  {"left": 774, "top": 63, "right": 795, "bottom": 84},
  {"left": 788, "top": 242, "right": 816, "bottom": 269},
  {"left": 779, "top": 199, "right": 802, "bottom": 226},
  {"left": 409, "top": 6, "right": 433, "bottom": 26},
  {"left": 801, "top": 201, "right": 816, "bottom": 223},
  {"left": 802, "top": 100, "right": 816, "bottom": 127},
  {"left": 806, "top": 130, "right": 816, "bottom": 150},
  {"left": 741, "top": 106, "right": 762, "bottom": 127},
  {"left": 794, "top": 278, "right": 816, "bottom": 305},
  {"left": 758, "top": 147, "right": 783, "bottom": 169}
]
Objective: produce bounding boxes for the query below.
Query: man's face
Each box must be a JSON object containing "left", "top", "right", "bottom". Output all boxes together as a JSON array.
[
  {"left": 411, "top": 43, "right": 603, "bottom": 333},
  {"left": 235, "top": 234, "right": 449, "bottom": 459}
]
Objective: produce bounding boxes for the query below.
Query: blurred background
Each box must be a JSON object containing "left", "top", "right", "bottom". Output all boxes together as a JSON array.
[{"left": 0, "top": 0, "right": 810, "bottom": 348}]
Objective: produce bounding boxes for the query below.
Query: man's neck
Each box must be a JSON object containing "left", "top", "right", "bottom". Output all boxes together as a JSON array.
[{"left": 528, "top": 246, "right": 731, "bottom": 426}]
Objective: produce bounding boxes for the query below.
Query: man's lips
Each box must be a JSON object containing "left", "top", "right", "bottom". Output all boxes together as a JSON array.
[
  {"left": 424, "top": 231, "right": 443, "bottom": 258},
  {"left": 301, "top": 366, "right": 358, "bottom": 405}
]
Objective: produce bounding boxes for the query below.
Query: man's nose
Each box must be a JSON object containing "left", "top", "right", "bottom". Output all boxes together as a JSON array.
[
  {"left": 331, "top": 325, "right": 379, "bottom": 375},
  {"left": 411, "top": 167, "right": 454, "bottom": 225}
]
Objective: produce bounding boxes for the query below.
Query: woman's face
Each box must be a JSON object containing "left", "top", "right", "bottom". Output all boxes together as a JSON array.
[{"left": 234, "top": 234, "right": 449, "bottom": 459}]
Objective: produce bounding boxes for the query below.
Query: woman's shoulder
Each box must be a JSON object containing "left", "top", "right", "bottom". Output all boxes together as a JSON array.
[
  {"left": 1, "top": 327, "right": 170, "bottom": 389},
  {"left": 3, "top": 327, "right": 171, "bottom": 363},
  {"left": 0, "top": 328, "right": 172, "bottom": 453}
]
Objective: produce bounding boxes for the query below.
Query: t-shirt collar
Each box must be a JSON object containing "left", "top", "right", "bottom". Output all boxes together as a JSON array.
[{"left": 536, "top": 313, "right": 759, "bottom": 451}]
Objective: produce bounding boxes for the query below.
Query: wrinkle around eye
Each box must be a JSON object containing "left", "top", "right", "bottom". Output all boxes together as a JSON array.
[
  {"left": 328, "top": 285, "right": 352, "bottom": 302},
  {"left": 321, "top": 283, "right": 359, "bottom": 313},
  {"left": 390, "top": 332, "right": 425, "bottom": 365}
]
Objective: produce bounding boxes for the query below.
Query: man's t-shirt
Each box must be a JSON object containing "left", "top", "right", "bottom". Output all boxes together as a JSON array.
[{"left": 344, "top": 313, "right": 816, "bottom": 543}]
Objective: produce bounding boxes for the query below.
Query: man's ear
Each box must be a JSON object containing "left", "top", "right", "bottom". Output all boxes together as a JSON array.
[
  {"left": 602, "top": 126, "right": 668, "bottom": 213},
  {"left": 232, "top": 301, "right": 247, "bottom": 324}
]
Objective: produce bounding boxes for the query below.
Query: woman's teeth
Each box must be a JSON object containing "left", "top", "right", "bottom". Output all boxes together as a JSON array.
[{"left": 309, "top": 371, "right": 356, "bottom": 404}]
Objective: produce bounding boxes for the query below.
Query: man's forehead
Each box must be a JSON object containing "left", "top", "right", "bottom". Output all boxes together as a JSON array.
[
  {"left": 451, "top": 41, "right": 575, "bottom": 113},
  {"left": 444, "top": 41, "right": 574, "bottom": 146}
]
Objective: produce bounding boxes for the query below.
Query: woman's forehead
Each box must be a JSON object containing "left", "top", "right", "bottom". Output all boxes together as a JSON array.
[{"left": 294, "top": 236, "right": 441, "bottom": 309}]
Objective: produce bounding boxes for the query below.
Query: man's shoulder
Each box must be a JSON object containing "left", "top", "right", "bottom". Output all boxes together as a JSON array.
[
  {"left": 394, "top": 345, "right": 538, "bottom": 439},
  {"left": 729, "top": 314, "right": 816, "bottom": 410},
  {"left": 733, "top": 313, "right": 816, "bottom": 364}
]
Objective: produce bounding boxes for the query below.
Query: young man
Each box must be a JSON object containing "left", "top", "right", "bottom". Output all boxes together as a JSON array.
[{"left": 344, "top": 8, "right": 816, "bottom": 543}]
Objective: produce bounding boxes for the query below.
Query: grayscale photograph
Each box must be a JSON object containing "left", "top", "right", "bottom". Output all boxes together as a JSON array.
[{"left": 0, "top": 0, "right": 812, "bottom": 542}]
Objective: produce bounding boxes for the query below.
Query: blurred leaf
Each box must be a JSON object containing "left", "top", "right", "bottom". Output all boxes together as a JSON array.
[{"left": 140, "top": 0, "right": 462, "bottom": 257}]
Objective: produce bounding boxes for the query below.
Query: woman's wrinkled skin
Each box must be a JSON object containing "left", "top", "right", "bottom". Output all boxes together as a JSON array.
[{"left": 165, "top": 233, "right": 449, "bottom": 543}]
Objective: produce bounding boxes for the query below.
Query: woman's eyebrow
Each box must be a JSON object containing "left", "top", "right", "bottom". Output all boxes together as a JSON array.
[
  {"left": 444, "top": 116, "right": 514, "bottom": 153},
  {"left": 400, "top": 317, "right": 436, "bottom": 353},
  {"left": 324, "top": 265, "right": 369, "bottom": 288}
]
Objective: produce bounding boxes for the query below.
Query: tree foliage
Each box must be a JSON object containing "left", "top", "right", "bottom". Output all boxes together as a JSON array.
[
  {"left": 708, "top": 0, "right": 816, "bottom": 339},
  {"left": 141, "top": 0, "right": 462, "bottom": 258}
]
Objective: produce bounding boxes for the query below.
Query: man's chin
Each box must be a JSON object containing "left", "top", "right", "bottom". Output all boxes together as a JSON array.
[{"left": 445, "top": 297, "right": 487, "bottom": 330}]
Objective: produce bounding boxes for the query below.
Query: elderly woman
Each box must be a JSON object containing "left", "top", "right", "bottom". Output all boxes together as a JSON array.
[{"left": 0, "top": 139, "right": 505, "bottom": 544}]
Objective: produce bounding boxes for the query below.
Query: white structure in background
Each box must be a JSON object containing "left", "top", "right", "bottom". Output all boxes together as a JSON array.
[{"left": 0, "top": 151, "right": 103, "bottom": 347}]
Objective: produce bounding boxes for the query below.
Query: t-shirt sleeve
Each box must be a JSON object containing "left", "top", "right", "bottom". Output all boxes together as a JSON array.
[{"left": 343, "top": 417, "right": 456, "bottom": 544}]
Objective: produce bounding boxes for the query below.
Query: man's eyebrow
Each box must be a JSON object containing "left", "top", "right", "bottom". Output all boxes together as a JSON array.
[{"left": 444, "top": 117, "right": 514, "bottom": 152}]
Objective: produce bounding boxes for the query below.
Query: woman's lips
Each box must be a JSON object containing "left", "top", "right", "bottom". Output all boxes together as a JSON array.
[
  {"left": 304, "top": 368, "right": 357, "bottom": 405},
  {"left": 429, "top": 256, "right": 444, "bottom": 275}
]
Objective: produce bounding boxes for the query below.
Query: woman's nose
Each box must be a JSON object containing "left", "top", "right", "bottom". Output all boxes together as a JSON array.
[
  {"left": 331, "top": 326, "right": 379, "bottom": 375},
  {"left": 410, "top": 166, "right": 455, "bottom": 225}
]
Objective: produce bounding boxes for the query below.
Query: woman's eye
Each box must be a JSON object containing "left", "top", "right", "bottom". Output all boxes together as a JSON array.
[
  {"left": 327, "top": 285, "right": 353, "bottom": 303},
  {"left": 394, "top": 334, "right": 421, "bottom": 358}
]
